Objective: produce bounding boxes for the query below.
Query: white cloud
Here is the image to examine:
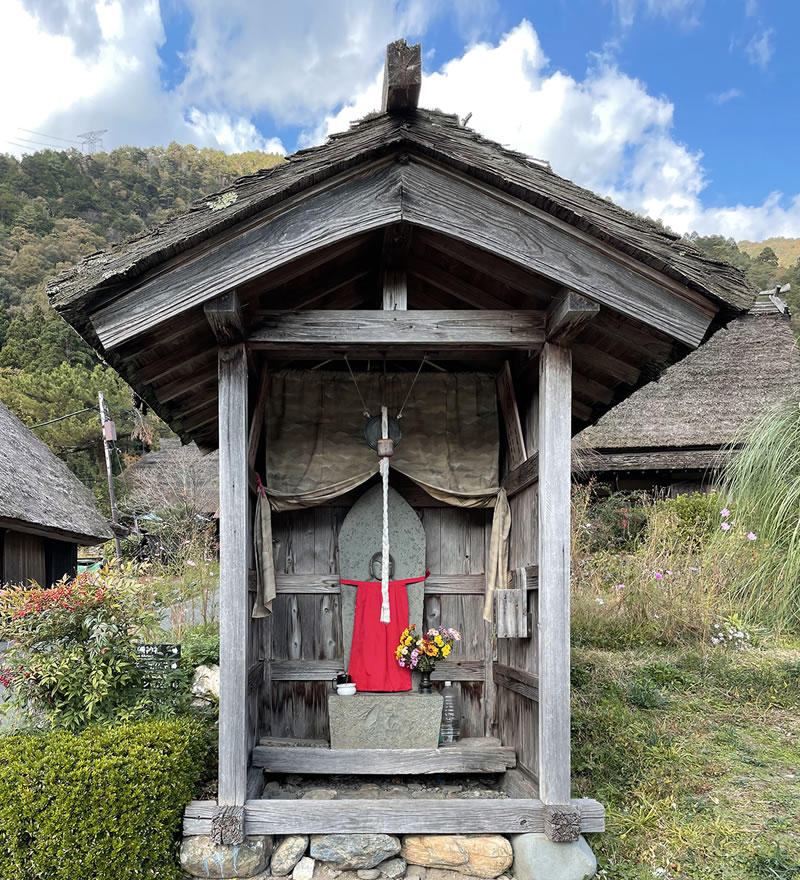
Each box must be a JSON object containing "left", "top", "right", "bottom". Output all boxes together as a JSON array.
[
  {"left": 709, "top": 88, "right": 743, "bottom": 105},
  {"left": 745, "top": 28, "right": 774, "bottom": 69},
  {"left": 186, "top": 109, "right": 285, "bottom": 155},
  {"left": 314, "top": 21, "right": 800, "bottom": 241},
  {"left": 609, "top": 0, "right": 703, "bottom": 30}
]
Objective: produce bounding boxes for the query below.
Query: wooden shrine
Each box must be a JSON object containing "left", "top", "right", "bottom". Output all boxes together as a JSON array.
[{"left": 49, "top": 40, "right": 755, "bottom": 844}]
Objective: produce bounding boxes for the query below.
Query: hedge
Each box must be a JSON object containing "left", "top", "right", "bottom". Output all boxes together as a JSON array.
[{"left": 0, "top": 718, "right": 211, "bottom": 880}]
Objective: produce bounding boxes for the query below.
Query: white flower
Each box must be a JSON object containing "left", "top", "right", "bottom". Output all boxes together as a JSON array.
[{"left": 595, "top": 598, "right": 605, "bottom": 605}]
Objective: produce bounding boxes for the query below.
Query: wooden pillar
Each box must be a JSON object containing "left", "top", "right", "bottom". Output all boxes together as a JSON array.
[
  {"left": 537, "top": 341, "right": 572, "bottom": 805},
  {"left": 218, "top": 342, "right": 249, "bottom": 807}
]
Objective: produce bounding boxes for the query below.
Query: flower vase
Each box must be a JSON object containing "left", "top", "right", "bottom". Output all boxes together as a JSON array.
[{"left": 419, "top": 669, "right": 433, "bottom": 694}]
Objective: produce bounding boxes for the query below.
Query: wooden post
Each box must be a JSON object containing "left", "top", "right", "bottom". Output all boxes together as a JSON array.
[
  {"left": 537, "top": 341, "right": 572, "bottom": 806},
  {"left": 381, "top": 39, "right": 422, "bottom": 113},
  {"left": 218, "top": 342, "right": 249, "bottom": 809}
]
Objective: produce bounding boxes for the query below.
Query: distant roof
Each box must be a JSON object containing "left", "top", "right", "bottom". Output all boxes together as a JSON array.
[
  {"left": 0, "top": 401, "right": 112, "bottom": 543},
  {"left": 575, "top": 295, "right": 800, "bottom": 464},
  {"left": 122, "top": 438, "right": 219, "bottom": 514},
  {"left": 49, "top": 109, "right": 754, "bottom": 323}
]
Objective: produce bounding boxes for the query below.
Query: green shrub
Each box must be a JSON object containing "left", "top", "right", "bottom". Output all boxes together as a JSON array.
[
  {"left": 0, "top": 567, "right": 162, "bottom": 730},
  {"left": 654, "top": 491, "right": 723, "bottom": 549},
  {"left": 0, "top": 718, "right": 212, "bottom": 880},
  {"left": 579, "top": 489, "right": 649, "bottom": 552},
  {"left": 181, "top": 622, "right": 220, "bottom": 668}
]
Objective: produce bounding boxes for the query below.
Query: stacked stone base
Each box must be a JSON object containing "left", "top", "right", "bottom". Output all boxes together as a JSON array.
[{"left": 181, "top": 832, "right": 596, "bottom": 880}]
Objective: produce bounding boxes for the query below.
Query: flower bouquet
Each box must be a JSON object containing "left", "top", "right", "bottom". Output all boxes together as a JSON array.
[{"left": 395, "top": 624, "right": 461, "bottom": 693}]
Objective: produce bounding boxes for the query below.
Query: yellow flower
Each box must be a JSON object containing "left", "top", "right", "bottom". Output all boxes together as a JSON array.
[
  {"left": 442, "top": 645, "right": 451, "bottom": 657},
  {"left": 434, "top": 635, "right": 444, "bottom": 646}
]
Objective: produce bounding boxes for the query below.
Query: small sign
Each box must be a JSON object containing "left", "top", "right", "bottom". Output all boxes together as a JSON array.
[{"left": 135, "top": 643, "right": 181, "bottom": 690}]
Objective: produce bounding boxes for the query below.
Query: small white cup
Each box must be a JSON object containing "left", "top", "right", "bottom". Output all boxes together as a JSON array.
[{"left": 336, "top": 683, "right": 357, "bottom": 696}]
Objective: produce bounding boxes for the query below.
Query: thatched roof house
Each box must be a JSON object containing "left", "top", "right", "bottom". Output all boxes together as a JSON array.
[
  {"left": 0, "top": 401, "right": 112, "bottom": 585},
  {"left": 121, "top": 437, "right": 219, "bottom": 515},
  {"left": 575, "top": 293, "right": 800, "bottom": 491}
]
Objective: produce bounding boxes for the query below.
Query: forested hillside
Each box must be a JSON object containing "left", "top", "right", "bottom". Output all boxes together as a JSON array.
[
  {"left": 0, "top": 145, "right": 282, "bottom": 502},
  {"left": 0, "top": 143, "right": 796, "bottom": 503},
  {"left": 738, "top": 236, "right": 800, "bottom": 268}
]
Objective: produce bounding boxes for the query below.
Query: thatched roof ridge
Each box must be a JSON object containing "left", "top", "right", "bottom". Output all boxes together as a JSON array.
[
  {"left": 48, "top": 109, "right": 754, "bottom": 325},
  {"left": 576, "top": 297, "right": 800, "bottom": 453},
  {"left": 0, "top": 402, "right": 112, "bottom": 543}
]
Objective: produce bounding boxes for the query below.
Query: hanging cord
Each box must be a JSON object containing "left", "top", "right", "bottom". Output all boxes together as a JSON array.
[
  {"left": 344, "top": 355, "right": 371, "bottom": 418},
  {"left": 397, "top": 354, "right": 428, "bottom": 420},
  {"left": 379, "top": 406, "right": 391, "bottom": 623}
]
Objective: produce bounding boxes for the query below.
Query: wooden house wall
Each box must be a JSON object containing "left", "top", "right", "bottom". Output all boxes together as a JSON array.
[
  {"left": 258, "top": 502, "right": 492, "bottom": 742},
  {"left": 2, "top": 530, "right": 46, "bottom": 586}
]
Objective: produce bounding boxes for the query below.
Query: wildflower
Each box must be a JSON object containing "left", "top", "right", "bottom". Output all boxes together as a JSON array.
[
  {"left": 747, "top": 532, "right": 757, "bottom": 541},
  {"left": 720, "top": 508, "right": 730, "bottom": 518},
  {"left": 186, "top": 559, "right": 197, "bottom": 567},
  {"left": 595, "top": 597, "right": 605, "bottom": 605},
  {"left": 690, "top": 566, "right": 699, "bottom": 571},
  {"left": 665, "top": 570, "right": 672, "bottom": 576},
  {"left": 653, "top": 614, "right": 660, "bottom": 620},
  {"left": 654, "top": 572, "right": 663, "bottom": 580},
  {"left": 615, "top": 583, "right": 625, "bottom": 591},
  {"left": 721, "top": 522, "right": 731, "bottom": 532}
]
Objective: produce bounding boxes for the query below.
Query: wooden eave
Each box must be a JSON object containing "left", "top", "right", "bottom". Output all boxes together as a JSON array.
[{"left": 47, "top": 115, "right": 757, "bottom": 452}]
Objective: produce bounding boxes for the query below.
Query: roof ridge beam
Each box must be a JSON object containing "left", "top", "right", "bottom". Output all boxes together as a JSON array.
[{"left": 382, "top": 39, "right": 421, "bottom": 113}]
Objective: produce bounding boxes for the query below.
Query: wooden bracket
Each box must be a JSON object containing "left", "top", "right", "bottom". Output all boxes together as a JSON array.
[
  {"left": 211, "top": 805, "right": 245, "bottom": 845},
  {"left": 205, "top": 290, "right": 245, "bottom": 344},
  {"left": 382, "top": 39, "right": 421, "bottom": 112},
  {"left": 543, "top": 804, "right": 582, "bottom": 843},
  {"left": 546, "top": 290, "right": 599, "bottom": 344}
]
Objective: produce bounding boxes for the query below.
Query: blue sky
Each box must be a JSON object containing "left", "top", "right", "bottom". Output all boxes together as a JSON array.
[{"left": 1, "top": 0, "right": 798, "bottom": 240}]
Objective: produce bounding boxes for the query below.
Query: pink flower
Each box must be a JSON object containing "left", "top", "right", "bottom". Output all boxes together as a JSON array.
[
  {"left": 747, "top": 532, "right": 757, "bottom": 541},
  {"left": 720, "top": 509, "right": 730, "bottom": 518},
  {"left": 654, "top": 572, "right": 663, "bottom": 580},
  {"left": 690, "top": 566, "right": 699, "bottom": 572},
  {"left": 665, "top": 570, "right": 672, "bottom": 576},
  {"left": 186, "top": 560, "right": 196, "bottom": 567},
  {"left": 615, "top": 583, "right": 625, "bottom": 591},
  {"left": 721, "top": 522, "right": 731, "bottom": 532}
]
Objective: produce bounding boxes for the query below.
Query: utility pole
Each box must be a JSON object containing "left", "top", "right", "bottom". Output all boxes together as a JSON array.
[{"left": 98, "top": 391, "right": 123, "bottom": 562}]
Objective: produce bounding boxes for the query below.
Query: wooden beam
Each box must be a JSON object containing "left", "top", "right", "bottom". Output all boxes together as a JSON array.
[
  {"left": 403, "top": 160, "right": 715, "bottom": 347},
  {"left": 382, "top": 268, "right": 407, "bottom": 310},
  {"left": 496, "top": 361, "right": 526, "bottom": 470},
  {"left": 537, "top": 342, "right": 572, "bottom": 805},
  {"left": 270, "top": 573, "right": 486, "bottom": 595},
  {"left": 205, "top": 290, "right": 245, "bottom": 344},
  {"left": 382, "top": 39, "right": 421, "bottom": 112},
  {"left": 546, "top": 290, "right": 599, "bottom": 343},
  {"left": 412, "top": 260, "right": 513, "bottom": 310},
  {"left": 270, "top": 659, "right": 485, "bottom": 682},
  {"left": 248, "top": 310, "right": 546, "bottom": 350},
  {"left": 252, "top": 743, "right": 516, "bottom": 775},
  {"left": 184, "top": 797, "right": 606, "bottom": 836},
  {"left": 493, "top": 663, "right": 540, "bottom": 702},
  {"left": 573, "top": 343, "right": 640, "bottom": 385},
  {"left": 217, "top": 343, "right": 249, "bottom": 807},
  {"left": 91, "top": 163, "right": 403, "bottom": 350},
  {"left": 503, "top": 451, "right": 539, "bottom": 497}
]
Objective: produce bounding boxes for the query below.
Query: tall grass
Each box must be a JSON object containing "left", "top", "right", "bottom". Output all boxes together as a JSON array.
[{"left": 720, "top": 401, "right": 800, "bottom": 632}]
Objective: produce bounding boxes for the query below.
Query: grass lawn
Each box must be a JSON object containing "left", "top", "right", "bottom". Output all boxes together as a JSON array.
[{"left": 571, "top": 642, "right": 800, "bottom": 879}]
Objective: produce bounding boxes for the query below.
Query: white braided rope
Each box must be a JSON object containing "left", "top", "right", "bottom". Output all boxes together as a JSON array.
[{"left": 379, "top": 406, "right": 391, "bottom": 623}]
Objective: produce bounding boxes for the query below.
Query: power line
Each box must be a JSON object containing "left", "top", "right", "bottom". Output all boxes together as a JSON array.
[
  {"left": 29, "top": 406, "right": 99, "bottom": 429},
  {"left": 77, "top": 129, "right": 107, "bottom": 154},
  {"left": 17, "top": 127, "right": 83, "bottom": 145},
  {"left": 7, "top": 135, "right": 73, "bottom": 151}
]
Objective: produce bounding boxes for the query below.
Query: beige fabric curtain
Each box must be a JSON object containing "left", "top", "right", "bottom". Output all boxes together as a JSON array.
[{"left": 256, "top": 369, "right": 510, "bottom": 619}]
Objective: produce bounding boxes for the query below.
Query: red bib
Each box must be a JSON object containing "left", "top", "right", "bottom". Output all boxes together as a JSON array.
[{"left": 340, "top": 576, "right": 426, "bottom": 692}]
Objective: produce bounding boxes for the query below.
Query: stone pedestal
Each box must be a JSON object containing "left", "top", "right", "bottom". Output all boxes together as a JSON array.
[{"left": 329, "top": 693, "right": 443, "bottom": 749}]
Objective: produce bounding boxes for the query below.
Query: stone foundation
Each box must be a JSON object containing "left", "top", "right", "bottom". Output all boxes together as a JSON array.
[{"left": 181, "top": 831, "right": 596, "bottom": 880}]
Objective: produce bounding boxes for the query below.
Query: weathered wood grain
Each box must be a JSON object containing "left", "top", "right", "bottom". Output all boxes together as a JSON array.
[
  {"left": 537, "top": 342, "right": 572, "bottom": 805},
  {"left": 252, "top": 743, "right": 516, "bottom": 775},
  {"left": 247, "top": 310, "right": 546, "bottom": 349},
  {"left": 497, "top": 361, "right": 526, "bottom": 470},
  {"left": 183, "top": 797, "right": 605, "bottom": 835},
  {"left": 217, "top": 343, "right": 249, "bottom": 807},
  {"left": 382, "top": 39, "right": 422, "bottom": 112},
  {"left": 412, "top": 259, "right": 513, "bottom": 310},
  {"left": 205, "top": 290, "right": 245, "bottom": 344},
  {"left": 503, "top": 452, "right": 539, "bottom": 497},
  {"left": 546, "top": 290, "right": 600, "bottom": 343},
  {"left": 247, "top": 366, "right": 270, "bottom": 473},
  {"left": 573, "top": 343, "right": 640, "bottom": 385},
  {"left": 271, "top": 573, "right": 486, "bottom": 594},
  {"left": 91, "top": 162, "right": 404, "bottom": 349},
  {"left": 495, "top": 583, "right": 529, "bottom": 639},
  {"left": 270, "top": 659, "right": 485, "bottom": 681},
  {"left": 402, "top": 159, "right": 713, "bottom": 347},
  {"left": 493, "top": 663, "right": 540, "bottom": 703}
]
